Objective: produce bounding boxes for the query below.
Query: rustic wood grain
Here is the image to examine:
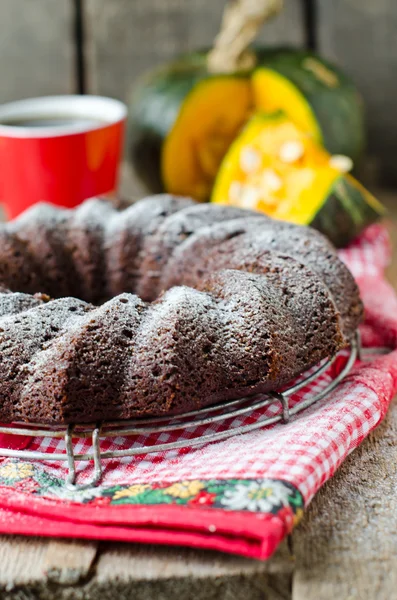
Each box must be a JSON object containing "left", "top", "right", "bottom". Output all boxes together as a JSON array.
[
  {"left": 83, "top": 542, "right": 293, "bottom": 600},
  {"left": 0, "top": 537, "right": 98, "bottom": 595},
  {"left": 42, "top": 539, "right": 98, "bottom": 585},
  {"left": 0, "top": 0, "right": 75, "bottom": 103},
  {"left": 85, "top": 0, "right": 305, "bottom": 102},
  {"left": 0, "top": 536, "right": 50, "bottom": 588},
  {"left": 317, "top": 0, "right": 397, "bottom": 186},
  {"left": 0, "top": 539, "right": 293, "bottom": 599}
]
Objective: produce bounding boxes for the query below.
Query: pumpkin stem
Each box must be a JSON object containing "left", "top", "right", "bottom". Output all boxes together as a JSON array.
[{"left": 207, "top": 0, "right": 284, "bottom": 73}]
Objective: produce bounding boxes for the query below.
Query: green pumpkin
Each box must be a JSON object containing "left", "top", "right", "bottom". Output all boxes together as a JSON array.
[
  {"left": 128, "top": 48, "right": 365, "bottom": 203},
  {"left": 211, "top": 112, "right": 382, "bottom": 248}
]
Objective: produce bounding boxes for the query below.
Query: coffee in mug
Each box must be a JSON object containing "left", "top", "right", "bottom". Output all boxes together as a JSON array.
[{"left": 0, "top": 95, "right": 127, "bottom": 219}]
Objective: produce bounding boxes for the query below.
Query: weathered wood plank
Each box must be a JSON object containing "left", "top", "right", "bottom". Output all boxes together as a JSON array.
[
  {"left": 317, "top": 0, "right": 397, "bottom": 185},
  {"left": 0, "top": 537, "right": 98, "bottom": 591},
  {"left": 85, "top": 0, "right": 305, "bottom": 101},
  {"left": 84, "top": 542, "right": 293, "bottom": 600},
  {"left": 0, "top": 538, "right": 292, "bottom": 599},
  {"left": 0, "top": 0, "right": 75, "bottom": 103},
  {"left": 119, "top": 162, "right": 146, "bottom": 201},
  {"left": 42, "top": 539, "right": 98, "bottom": 585},
  {"left": 0, "top": 536, "right": 50, "bottom": 588}
]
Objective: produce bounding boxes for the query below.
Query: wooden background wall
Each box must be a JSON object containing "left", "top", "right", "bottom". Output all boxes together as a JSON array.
[{"left": 0, "top": 0, "right": 396, "bottom": 185}]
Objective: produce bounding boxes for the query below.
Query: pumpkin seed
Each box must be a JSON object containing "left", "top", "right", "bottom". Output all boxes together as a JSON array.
[
  {"left": 279, "top": 140, "right": 305, "bottom": 163},
  {"left": 329, "top": 154, "right": 353, "bottom": 173},
  {"left": 240, "top": 146, "right": 261, "bottom": 173}
]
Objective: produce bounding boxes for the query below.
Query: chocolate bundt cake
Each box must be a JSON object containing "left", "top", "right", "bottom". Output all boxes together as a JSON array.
[{"left": 0, "top": 195, "right": 363, "bottom": 424}]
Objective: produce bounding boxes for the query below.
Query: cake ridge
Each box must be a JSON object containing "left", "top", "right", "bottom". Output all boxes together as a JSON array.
[
  {"left": 0, "top": 195, "right": 363, "bottom": 423},
  {"left": 17, "top": 293, "right": 146, "bottom": 423}
]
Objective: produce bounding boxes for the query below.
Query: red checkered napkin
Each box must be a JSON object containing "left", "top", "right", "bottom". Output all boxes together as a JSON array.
[{"left": 0, "top": 223, "right": 396, "bottom": 560}]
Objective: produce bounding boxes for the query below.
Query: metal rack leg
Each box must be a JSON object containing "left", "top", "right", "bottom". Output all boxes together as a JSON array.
[
  {"left": 65, "top": 423, "right": 103, "bottom": 491},
  {"left": 271, "top": 393, "right": 290, "bottom": 423}
]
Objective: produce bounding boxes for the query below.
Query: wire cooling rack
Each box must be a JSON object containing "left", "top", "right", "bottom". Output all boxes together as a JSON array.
[{"left": 0, "top": 332, "right": 385, "bottom": 490}]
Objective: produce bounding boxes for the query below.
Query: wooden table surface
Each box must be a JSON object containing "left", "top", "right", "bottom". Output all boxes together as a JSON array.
[{"left": 0, "top": 189, "right": 396, "bottom": 600}]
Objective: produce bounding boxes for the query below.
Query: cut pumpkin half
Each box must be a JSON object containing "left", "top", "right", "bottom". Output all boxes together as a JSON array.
[
  {"left": 252, "top": 68, "right": 321, "bottom": 144},
  {"left": 129, "top": 48, "right": 365, "bottom": 202},
  {"left": 253, "top": 50, "right": 365, "bottom": 163},
  {"left": 212, "top": 112, "right": 384, "bottom": 247},
  {"left": 162, "top": 77, "right": 252, "bottom": 201}
]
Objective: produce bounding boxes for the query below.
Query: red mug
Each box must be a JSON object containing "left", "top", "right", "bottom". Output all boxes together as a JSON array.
[{"left": 0, "top": 95, "right": 127, "bottom": 219}]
